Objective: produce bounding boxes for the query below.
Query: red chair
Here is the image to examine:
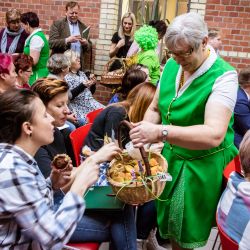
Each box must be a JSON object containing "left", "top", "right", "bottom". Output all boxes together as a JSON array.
[
  {"left": 223, "top": 155, "right": 241, "bottom": 188},
  {"left": 217, "top": 221, "right": 238, "bottom": 250},
  {"left": 66, "top": 242, "right": 99, "bottom": 250},
  {"left": 69, "top": 123, "right": 92, "bottom": 167},
  {"left": 68, "top": 124, "right": 100, "bottom": 249},
  {"left": 86, "top": 108, "right": 104, "bottom": 124}
]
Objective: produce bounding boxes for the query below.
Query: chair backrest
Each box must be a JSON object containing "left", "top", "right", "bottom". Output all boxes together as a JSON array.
[
  {"left": 86, "top": 108, "right": 104, "bottom": 123},
  {"left": 223, "top": 155, "right": 241, "bottom": 187},
  {"left": 69, "top": 123, "right": 92, "bottom": 166},
  {"left": 67, "top": 242, "right": 100, "bottom": 250},
  {"left": 217, "top": 223, "right": 238, "bottom": 250}
]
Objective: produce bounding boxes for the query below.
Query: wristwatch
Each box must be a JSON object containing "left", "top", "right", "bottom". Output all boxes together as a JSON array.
[{"left": 162, "top": 126, "right": 168, "bottom": 142}]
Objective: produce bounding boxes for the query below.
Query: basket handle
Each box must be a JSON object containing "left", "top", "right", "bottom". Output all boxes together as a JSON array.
[
  {"left": 103, "top": 57, "right": 126, "bottom": 74},
  {"left": 118, "top": 120, "right": 151, "bottom": 177}
]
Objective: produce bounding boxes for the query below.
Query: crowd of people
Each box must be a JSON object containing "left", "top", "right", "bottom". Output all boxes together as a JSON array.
[{"left": 0, "top": 1, "right": 249, "bottom": 250}]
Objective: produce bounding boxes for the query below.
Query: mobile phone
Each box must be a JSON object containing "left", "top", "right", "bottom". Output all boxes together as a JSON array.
[{"left": 82, "top": 26, "right": 90, "bottom": 40}]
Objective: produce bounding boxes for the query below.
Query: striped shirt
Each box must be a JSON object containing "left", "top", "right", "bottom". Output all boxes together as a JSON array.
[
  {"left": 217, "top": 172, "right": 250, "bottom": 250},
  {"left": 0, "top": 143, "right": 85, "bottom": 250}
]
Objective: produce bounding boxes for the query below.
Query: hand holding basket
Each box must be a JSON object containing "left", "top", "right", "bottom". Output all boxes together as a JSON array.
[{"left": 107, "top": 121, "right": 168, "bottom": 205}]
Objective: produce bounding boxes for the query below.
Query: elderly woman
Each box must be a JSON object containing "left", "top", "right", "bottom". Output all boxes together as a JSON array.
[
  {"left": 0, "top": 9, "right": 28, "bottom": 54},
  {"left": 13, "top": 53, "right": 33, "bottom": 89},
  {"left": 64, "top": 50, "right": 104, "bottom": 124},
  {"left": 130, "top": 13, "right": 238, "bottom": 250},
  {"left": 21, "top": 12, "right": 49, "bottom": 85},
  {"left": 47, "top": 53, "right": 86, "bottom": 127},
  {"left": 0, "top": 88, "right": 122, "bottom": 249}
]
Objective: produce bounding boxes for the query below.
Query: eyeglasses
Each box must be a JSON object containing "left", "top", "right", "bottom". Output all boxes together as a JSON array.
[
  {"left": 167, "top": 48, "right": 194, "bottom": 58},
  {"left": 8, "top": 19, "right": 20, "bottom": 24}
]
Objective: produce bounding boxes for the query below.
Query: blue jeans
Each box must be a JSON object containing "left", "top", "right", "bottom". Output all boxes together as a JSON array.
[
  {"left": 136, "top": 201, "right": 157, "bottom": 239},
  {"left": 53, "top": 191, "right": 136, "bottom": 250}
]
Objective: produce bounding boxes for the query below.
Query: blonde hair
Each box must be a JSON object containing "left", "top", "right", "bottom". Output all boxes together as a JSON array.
[
  {"left": 118, "top": 12, "right": 137, "bottom": 41},
  {"left": 6, "top": 9, "right": 21, "bottom": 23},
  {"left": 113, "top": 82, "right": 156, "bottom": 123},
  {"left": 64, "top": 49, "right": 80, "bottom": 66}
]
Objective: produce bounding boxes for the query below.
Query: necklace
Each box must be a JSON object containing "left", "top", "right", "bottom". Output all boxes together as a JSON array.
[{"left": 178, "top": 70, "right": 185, "bottom": 91}]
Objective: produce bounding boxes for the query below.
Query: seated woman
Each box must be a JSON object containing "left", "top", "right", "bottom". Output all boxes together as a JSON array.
[
  {"left": 84, "top": 82, "right": 156, "bottom": 151},
  {"left": 64, "top": 49, "right": 104, "bottom": 124},
  {"left": 21, "top": 12, "right": 49, "bottom": 85},
  {"left": 32, "top": 78, "right": 137, "bottom": 250},
  {"left": 13, "top": 53, "right": 33, "bottom": 89},
  {"left": 0, "top": 88, "right": 121, "bottom": 249},
  {"left": 217, "top": 130, "right": 250, "bottom": 249},
  {"left": 234, "top": 67, "right": 250, "bottom": 148},
  {"left": 0, "top": 53, "right": 17, "bottom": 93},
  {"left": 47, "top": 53, "right": 85, "bottom": 128}
]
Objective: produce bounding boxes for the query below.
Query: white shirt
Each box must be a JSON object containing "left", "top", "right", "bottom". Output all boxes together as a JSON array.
[
  {"left": 25, "top": 28, "right": 45, "bottom": 52},
  {"left": 174, "top": 46, "right": 238, "bottom": 112}
]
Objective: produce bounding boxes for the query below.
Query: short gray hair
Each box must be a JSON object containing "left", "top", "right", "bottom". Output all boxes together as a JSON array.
[
  {"left": 165, "top": 12, "right": 208, "bottom": 51},
  {"left": 47, "top": 54, "right": 70, "bottom": 75}
]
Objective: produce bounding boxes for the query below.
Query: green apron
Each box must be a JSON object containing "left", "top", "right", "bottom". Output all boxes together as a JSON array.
[
  {"left": 156, "top": 58, "right": 238, "bottom": 248},
  {"left": 24, "top": 31, "right": 49, "bottom": 85}
]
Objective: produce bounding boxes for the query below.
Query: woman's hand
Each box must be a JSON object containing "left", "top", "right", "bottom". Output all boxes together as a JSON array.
[
  {"left": 50, "top": 162, "right": 73, "bottom": 190},
  {"left": 129, "top": 121, "right": 161, "bottom": 148},
  {"left": 116, "top": 39, "right": 125, "bottom": 49},
  {"left": 83, "top": 80, "right": 95, "bottom": 88},
  {"left": 67, "top": 112, "right": 78, "bottom": 123},
  {"left": 89, "top": 142, "right": 122, "bottom": 164},
  {"left": 89, "top": 74, "right": 97, "bottom": 84},
  {"left": 70, "top": 159, "right": 99, "bottom": 196}
]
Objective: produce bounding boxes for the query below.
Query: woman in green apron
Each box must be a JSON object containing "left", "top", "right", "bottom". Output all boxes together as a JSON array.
[
  {"left": 130, "top": 12, "right": 238, "bottom": 250},
  {"left": 21, "top": 12, "right": 49, "bottom": 86}
]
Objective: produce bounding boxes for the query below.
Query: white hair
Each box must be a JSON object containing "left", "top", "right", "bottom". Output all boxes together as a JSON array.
[{"left": 165, "top": 12, "right": 208, "bottom": 51}]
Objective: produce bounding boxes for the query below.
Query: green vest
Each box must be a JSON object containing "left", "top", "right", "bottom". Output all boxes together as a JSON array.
[
  {"left": 156, "top": 58, "right": 238, "bottom": 248},
  {"left": 24, "top": 31, "right": 49, "bottom": 85},
  {"left": 137, "top": 49, "right": 160, "bottom": 85}
]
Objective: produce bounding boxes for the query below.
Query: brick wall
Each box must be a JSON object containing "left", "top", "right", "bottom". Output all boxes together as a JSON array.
[
  {"left": 204, "top": 0, "right": 250, "bottom": 70},
  {"left": 0, "top": 0, "right": 115, "bottom": 105},
  {"left": 1, "top": 0, "right": 249, "bottom": 103}
]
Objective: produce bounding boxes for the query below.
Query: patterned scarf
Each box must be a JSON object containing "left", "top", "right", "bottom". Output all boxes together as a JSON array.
[{"left": 0, "top": 27, "right": 24, "bottom": 54}]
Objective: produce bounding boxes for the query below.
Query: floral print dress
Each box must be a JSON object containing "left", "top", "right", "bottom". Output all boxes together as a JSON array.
[{"left": 65, "top": 71, "right": 104, "bottom": 123}]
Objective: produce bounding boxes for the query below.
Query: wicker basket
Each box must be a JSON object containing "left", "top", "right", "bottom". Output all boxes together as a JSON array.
[
  {"left": 101, "top": 58, "right": 126, "bottom": 84},
  {"left": 107, "top": 121, "right": 168, "bottom": 205}
]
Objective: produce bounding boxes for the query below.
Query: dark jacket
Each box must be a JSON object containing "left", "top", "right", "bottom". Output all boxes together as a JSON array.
[
  {"left": 49, "top": 17, "right": 91, "bottom": 70},
  {"left": 234, "top": 87, "right": 250, "bottom": 148}
]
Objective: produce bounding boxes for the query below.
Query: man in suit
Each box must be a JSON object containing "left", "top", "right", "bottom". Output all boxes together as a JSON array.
[
  {"left": 49, "top": 1, "right": 91, "bottom": 70},
  {"left": 234, "top": 67, "right": 250, "bottom": 148}
]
